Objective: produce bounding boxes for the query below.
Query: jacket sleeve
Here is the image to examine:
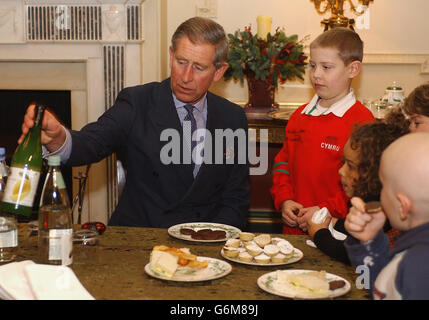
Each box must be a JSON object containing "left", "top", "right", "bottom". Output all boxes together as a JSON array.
[
  {"left": 313, "top": 219, "right": 350, "bottom": 265},
  {"left": 344, "top": 231, "right": 390, "bottom": 297},
  {"left": 270, "top": 129, "right": 294, "bottom": 212},
  {"left": 396, "top": 245, "right": 429, "bottom": 299},
  {"left": 67, "top": 88, "right": 136, "bottom": 166}
]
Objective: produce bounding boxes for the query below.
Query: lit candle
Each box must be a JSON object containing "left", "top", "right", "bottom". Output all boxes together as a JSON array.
[{"left": 257, "top": 15, "right": 272, "bottom": 40}]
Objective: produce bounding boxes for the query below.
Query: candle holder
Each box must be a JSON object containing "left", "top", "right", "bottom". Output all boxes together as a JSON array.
[
  {"left": 71, "top": 164, "right": 91, "bottom": 224},
  {"left": 311, "top": 0, "right": 374, "bottom": 31}
]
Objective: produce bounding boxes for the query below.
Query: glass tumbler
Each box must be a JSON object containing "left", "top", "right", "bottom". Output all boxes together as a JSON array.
[{"left": 72, "top": 229, "right": 99, "bottom": 262}]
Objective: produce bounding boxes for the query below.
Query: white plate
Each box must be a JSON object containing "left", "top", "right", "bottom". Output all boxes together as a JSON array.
[
  {"left": 168, "top": 222, "right": 241, "bottom": 242},
  {"left": 257, "top": 269, "right": 351, "bottom": 299},
  {"left": 145, "top": 257, "right": 232, "bottom": 282},
  {"left": 221, "top": 248, "right": 303, "bottom": 266}
]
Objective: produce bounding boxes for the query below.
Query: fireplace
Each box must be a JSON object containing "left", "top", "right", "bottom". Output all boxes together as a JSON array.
[{"left": 0, "top": 0, "right": 145, "bottom": 224}]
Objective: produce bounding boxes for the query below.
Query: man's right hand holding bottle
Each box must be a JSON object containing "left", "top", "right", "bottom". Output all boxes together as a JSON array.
[{"left": 19, "top": 103, "right": 66, "bottom": 153}]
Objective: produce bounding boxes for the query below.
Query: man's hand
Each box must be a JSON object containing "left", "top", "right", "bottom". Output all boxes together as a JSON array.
[
  {"left": 281, "top": 200, "right": 303, "bottom": 227},
  {"left": 345, "top": 197, "right": 386, "bottom": 243},
  {"left": 19, "top": 103, "right": 66, "bottom": 152}
]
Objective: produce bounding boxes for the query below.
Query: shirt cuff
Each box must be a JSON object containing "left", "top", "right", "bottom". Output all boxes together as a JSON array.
[{"left": 42, "top": 126, "right": 72, "bottom": 164}]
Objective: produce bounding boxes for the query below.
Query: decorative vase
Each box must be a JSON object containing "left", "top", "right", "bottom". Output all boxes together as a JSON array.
[{"left": 245, "top": 70, "right": 279, "bottom": 112}]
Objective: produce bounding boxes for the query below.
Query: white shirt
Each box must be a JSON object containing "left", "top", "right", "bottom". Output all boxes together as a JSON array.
[{"left": 301, "top": 89, "right": 357, "bottom": 117}]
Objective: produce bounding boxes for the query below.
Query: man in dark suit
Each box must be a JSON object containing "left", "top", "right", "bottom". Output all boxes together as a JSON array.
[{"left": 20, "top": 17, "right": 250, "bottom": 229}]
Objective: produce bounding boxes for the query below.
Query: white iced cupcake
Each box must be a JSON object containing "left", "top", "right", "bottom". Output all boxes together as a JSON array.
[
  {"left": 223, "top": 246, "right": 240, "bottom": 258},
  {"left": 263, "top": 244, "right": 280, "bottom": 257},
  {"left": 242, "top": 240, "right": 256, "bottom": 247},
  {"left": 254, "top": 234, "right": 271, "bottom": 248},
  {"left": 239, "top": 232, "right": 255, "bottom": 241},
  {"left": 271, "top": 253, "right": 287, "bottom": 263},
  {"left": 254, "top": 253, "right": 271, "bottom": 264},
  {"left": 271, "top": 237, "right": 287, "bottom": 245},
  {"left": 225, "top": 238, "right": 241, "bottom": 248},
  {"left": 246, "top": 244, "right": 263, "bottom": 256},
  {"left": 238, "top": 251, "right": 253, "bottom": 262},
  {"left": 278, "top": 242, "right": 294, "bottom": 258}
]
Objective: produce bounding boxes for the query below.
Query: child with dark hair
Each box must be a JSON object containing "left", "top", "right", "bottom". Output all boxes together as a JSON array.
[
  {"left": 401, "top": 82, "right": 429, "bottom": 132},
  {"left": 306, "top": 120, "right": 409, "bottom": 264}
]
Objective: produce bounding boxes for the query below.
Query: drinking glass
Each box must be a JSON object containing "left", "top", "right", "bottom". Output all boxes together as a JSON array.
[{"left": 72, "top": 229, "right": 99, "bottom": 262}]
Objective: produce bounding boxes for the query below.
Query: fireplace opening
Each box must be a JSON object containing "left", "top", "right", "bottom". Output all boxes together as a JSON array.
[{"left": 0, "top": 89, "right": 72, "bottom": 221}]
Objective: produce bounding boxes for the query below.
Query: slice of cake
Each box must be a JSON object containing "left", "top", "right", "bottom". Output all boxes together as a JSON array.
[{"left": 150, "top": 250, "right": 179, "bottom": 278}]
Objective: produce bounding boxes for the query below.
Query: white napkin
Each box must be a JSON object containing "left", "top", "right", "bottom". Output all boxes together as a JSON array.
[
  {"left": 0, "top": 260, "right": 35, "bottom": 300},
  {"left": 307, "top": 207, "right": 347, "bottom": 248},
  {"left": 311, "top": 207, "right": 329, "bottom": 224},
  {"left": 0, "top": 261, "right": 94, "bottom": 300}
]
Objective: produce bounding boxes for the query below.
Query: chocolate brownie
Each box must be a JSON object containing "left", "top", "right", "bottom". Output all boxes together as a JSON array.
[
  {"left": 190, "top": 229, "right": 226, "bottom": 240},
  {"left": 180, "top": 228, "right": 196, "bottom": 235},
  {"left": 329, "top": 280, "right": 346, "bottom": 290},
  {"left": 365, "top": 201, "right": 382, "bottom": 213}
]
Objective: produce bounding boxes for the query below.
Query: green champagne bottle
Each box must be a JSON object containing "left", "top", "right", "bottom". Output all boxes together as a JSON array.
[{"left": 1, "top": 105, "right": 46, "bottom": 217}]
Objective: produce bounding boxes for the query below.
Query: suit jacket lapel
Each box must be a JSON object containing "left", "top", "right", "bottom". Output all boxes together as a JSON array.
[
  {"left": 152, "top": 79, "right": 182, "bottom": 133},
  {"left": 152, "top": 79, "right": 194, "bottom": 187}
]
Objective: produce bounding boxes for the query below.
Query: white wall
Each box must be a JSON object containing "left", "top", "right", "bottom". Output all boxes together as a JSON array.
[{"left": 155, "top": 0, "right": 429, "bottom": 105}]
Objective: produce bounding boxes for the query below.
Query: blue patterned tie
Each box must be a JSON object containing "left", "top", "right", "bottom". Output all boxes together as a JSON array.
[{"left": 183, "top": 104, "right": 197, "bottom": 163}]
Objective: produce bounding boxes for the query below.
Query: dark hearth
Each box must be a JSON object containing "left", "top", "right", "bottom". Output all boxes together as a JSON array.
[{"left": 0, "top": 90, "right": 72, "bottom": 220}]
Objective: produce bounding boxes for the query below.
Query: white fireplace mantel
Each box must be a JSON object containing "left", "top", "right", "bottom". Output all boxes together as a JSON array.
[{"left": 0, "top": 0, "right": 152, "bottom": 224}]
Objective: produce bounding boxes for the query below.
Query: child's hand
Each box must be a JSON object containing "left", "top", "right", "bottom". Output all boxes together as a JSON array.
[
  {"left": 345, "top": 197, "right": 386, "bottom": 243},
  {"left": 297, "top": 206, "right": 320, "bottom": 232},
  {"left": 281, "top": 200, "right": 303, "bottom": 227},
  {"left": 306, "top": 214, "right": 332, "bottom": 240}
]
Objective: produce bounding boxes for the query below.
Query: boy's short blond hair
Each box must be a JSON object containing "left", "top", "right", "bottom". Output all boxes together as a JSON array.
[{"left": 310, "top": 27, "right": 363, "bottom": 65}]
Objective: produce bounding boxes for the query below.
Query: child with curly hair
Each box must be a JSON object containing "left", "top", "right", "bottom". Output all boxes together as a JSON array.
[
  {"left": 401, "top": 82, "right": 429, "bottom": 132},
  {"left": 305, "top": 120, "right": 409, "bottom": 264}
]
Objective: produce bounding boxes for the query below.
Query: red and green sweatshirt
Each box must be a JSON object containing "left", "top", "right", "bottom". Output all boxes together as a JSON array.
[{"left": 270, "top": 100, "right": 375, "bottom": 235}]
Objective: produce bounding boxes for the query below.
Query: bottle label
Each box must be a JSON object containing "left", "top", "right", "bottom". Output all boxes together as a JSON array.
[
  {"left": 0, "top": 229, "right": 18, "bottom": 248},
  {"left": 0, "top": 163, "right": 8, "bottom": 178},
  {"left": 2, "top": 166, "right": 41, "bottom": 208},
  {"left": 49, "top": 229, "right": 73, "bottom": 265}
]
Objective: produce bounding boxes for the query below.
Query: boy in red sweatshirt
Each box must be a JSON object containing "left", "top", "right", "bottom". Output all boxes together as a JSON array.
[{"left": 271, "top": 28, "right": 374, "bottom": 235}]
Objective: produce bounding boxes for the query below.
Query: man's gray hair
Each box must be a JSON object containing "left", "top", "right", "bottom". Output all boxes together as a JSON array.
[{"left": 171, "top": 16, "right": 228, "bottom": 69}]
